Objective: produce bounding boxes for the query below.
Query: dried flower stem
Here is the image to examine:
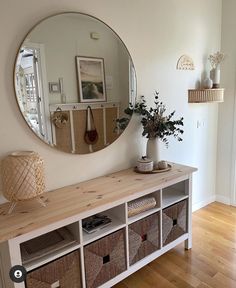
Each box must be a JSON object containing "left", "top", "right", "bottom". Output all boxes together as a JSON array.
[{"left": 208, "top": 51, "right": 225, "bottom": 69}]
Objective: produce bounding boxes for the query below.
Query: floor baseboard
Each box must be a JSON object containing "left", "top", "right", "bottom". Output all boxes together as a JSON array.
[
  {"left": 193, "top": 194, "right": 232, "bottom": 212},
  {"left": 215, "top": 194, "right": 231, "bottom": 205},
  {"left": 192, "top": 195, "right": 216, "bottom": 212}
]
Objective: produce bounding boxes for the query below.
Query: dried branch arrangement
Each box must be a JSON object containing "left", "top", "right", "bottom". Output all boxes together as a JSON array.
[{"left": 208, "top": 51, "right": 225, "bottom": 69}]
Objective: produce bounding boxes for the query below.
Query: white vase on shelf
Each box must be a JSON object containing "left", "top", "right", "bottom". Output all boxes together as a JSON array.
[
  {"left": 210, "top": 67, "right": 220, "bottom": 88},
  {"left": 146, "top": 137, "right": 161, "bottom": 168},
  {"left": 203, "top": 77, "right": 213, "bottom": 89}
]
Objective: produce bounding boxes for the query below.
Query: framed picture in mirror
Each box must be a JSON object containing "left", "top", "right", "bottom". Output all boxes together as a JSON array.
[{"left": 76, "top": 56, "right": 107, "bottom": 103}]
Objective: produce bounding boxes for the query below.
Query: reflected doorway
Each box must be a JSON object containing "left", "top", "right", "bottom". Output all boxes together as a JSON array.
[{"left": 15, "top": 44, "right": 52, "bottom": 144}]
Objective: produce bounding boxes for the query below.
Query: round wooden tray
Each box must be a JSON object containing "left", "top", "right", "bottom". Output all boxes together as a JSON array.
[{"left": 134, "top": 164, "right": 172, "bottom": 174}]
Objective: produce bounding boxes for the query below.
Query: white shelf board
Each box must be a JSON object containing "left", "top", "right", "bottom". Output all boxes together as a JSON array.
[
  {"left": 128, "top": 207, "right": 161, "bottom": 224},
  {"left": 82, "top": 215, "right": 125, "bottom": 245},
  {"left": 162, "top": 188, "right": 188, "bottom": 208},
  {"left": 24, "top": 242, "right": 80, "bottom": 272}
]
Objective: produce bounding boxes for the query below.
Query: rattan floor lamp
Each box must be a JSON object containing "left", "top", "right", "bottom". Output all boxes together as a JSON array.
[{"left": 1, "top": 151, "right": 46, "bottom": 214}]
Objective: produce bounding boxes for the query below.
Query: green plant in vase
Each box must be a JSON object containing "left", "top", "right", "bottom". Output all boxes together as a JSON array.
[{"left": 116, "top": 91, "right": 184, "bottom": 167}]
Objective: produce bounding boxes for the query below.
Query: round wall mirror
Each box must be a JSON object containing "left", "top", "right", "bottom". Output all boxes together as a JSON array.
[{"left": 14, "top": 12, "right": 137, "bottom": 154}]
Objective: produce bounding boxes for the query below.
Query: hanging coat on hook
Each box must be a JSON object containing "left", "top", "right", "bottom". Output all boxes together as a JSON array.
[{"left": 84, "top": 106, "right": 99, "bottom": 145}]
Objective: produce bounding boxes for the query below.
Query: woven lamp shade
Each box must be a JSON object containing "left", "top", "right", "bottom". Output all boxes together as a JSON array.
[{"left": 1, "top": 151, "right": 45, "bottom": 210}]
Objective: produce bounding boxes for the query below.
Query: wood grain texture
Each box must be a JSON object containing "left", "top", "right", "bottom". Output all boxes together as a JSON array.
[
  {"left": 114, "top": 202, "right": 236, "bottom": 288},
  {"left": 0, "top": 163, "right": 196, "bottom": 243}
]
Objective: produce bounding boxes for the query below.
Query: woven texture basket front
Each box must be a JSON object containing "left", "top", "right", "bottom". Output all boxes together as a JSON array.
[
  {"left": 84, "top": 229, "right": 126, "bottom": 288},
  {"left": 1, "top": 151, "right": 45, "bottom": 202},
  {"left": 26, "top": 250, "right": 81, "bottom": 288},
  {"left": 128, "top": 196, "right": 157, "bottom": 217},
  {"left": 129, "top": 213, "right": 160, "bottom": 265},
  {"left": 162, "top": 200, "right": 187, "bottom": 246}
]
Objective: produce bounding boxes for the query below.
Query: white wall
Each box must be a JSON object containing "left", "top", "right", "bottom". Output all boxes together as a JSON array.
[
  {"left": 0, "top": 0, "right": 222, "bottom": 209},
  {"left": 216, "top": 0, "right": 236, "bottom": 205}
]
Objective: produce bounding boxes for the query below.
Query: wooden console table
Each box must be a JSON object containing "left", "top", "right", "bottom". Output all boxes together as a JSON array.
[{"left": 0, "top": 163, "right": 197, "bottom": 288}]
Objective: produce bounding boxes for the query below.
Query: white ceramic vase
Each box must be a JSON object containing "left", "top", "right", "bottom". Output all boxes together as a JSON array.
[
  {"left": 203, "top": 77, "right": 213, "bottom": 89},
  {"left": 210, "top": 67, "right": 220, "bottom": 88},
  {"left": 146, "top": 138, "right": 161, "bottom": 168}
]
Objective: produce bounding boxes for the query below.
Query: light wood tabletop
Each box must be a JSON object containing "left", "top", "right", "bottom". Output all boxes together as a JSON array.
[{"left": 0, "top": 163, "right": 197, "bottom": 243}]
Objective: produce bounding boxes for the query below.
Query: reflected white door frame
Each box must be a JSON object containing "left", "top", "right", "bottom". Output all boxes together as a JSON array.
[{"left": 23, "top": 42, "right": 52, "bottom": 144}]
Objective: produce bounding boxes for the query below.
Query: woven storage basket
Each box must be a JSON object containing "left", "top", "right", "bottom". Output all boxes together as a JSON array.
[
  {"left": 1, "top": 151, "right": 45, "bottom": 202},
  {"left": 129, "top": 213, "right": 160, "bottom": 265},
  {"left": 84, "top": 229, "right": 126, "bottom": 288},
  {"left": 162, "top": 199, "right": 187, "bottom": 246},
  {"left": 26, "top": 250, "right": 82, "bottom": 288},
  {"left": 128, "top": 196, "right": 157, "bottom": 217}
]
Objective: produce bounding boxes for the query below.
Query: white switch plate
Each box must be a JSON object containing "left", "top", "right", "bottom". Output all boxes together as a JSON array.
[{"left": 197, "top": 120, "right": 205, "bottom": 128}]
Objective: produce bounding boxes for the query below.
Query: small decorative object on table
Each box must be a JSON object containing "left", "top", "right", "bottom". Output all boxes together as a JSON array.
[
  {"left": 208, "top": 51, "right": 225, "bottom": 88},
  {"left": 137, "top": 156, "right": 153, "bottom": 172},
  {"left": 158, "top": 160, "right": 168, "bottom": 170},
  {"left": 1, "top": 151, "right": 46, "bottom": 214},
  {"left": 117, "top": 91, "right": 184, "bottom": 168},
  {"left": 134, "top": 163, "right": 172, "bottom": 174},
  {"left": 82, "top": 214, "right": 112, "bottom": 234}
]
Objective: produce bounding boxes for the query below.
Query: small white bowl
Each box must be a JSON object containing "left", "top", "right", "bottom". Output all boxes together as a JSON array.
[{"left": 158, "top": 160, "right": 168, "bottom": 170}]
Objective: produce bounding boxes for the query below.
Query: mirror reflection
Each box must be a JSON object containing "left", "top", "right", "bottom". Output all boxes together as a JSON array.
[{"left": 15, "top": 12, "right": 136, "bottom": 154}]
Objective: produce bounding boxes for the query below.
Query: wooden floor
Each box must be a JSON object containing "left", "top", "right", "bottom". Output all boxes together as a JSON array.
[{"left": 114, "top": 202, "right": 236, "bottom": 288}]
